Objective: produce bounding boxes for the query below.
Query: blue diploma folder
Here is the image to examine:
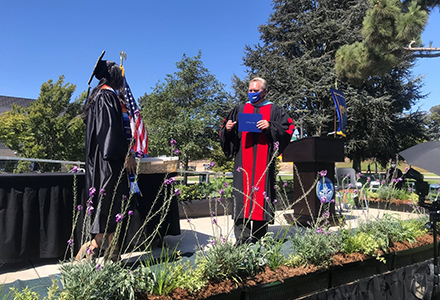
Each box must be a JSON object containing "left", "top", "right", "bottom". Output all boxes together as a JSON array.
[{"left": 238, "top": 113, "right": 262, "bottom": 132}]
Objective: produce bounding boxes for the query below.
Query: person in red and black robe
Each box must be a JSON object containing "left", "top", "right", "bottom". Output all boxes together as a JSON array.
[{"left": 220, "top": 77, "right": 294, "bottom": 245}]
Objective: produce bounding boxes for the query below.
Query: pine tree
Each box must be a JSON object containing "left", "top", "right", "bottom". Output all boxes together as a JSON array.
[{"left": 238, "top": 0, "right": 426, "bottom": 171}]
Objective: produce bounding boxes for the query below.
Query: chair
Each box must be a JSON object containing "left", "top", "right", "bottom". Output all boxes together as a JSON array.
[{"left": 334, "top": 167, "right": 368, "bottom": 213}]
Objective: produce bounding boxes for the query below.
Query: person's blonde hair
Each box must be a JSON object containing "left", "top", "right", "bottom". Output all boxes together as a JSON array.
[{"left": 250, "top": 77, "right": 268, "bottom": 90}]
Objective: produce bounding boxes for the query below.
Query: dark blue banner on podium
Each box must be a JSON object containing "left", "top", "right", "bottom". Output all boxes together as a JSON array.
[{"left": 330, "top": 88, "right": 347, "bottom": 137}]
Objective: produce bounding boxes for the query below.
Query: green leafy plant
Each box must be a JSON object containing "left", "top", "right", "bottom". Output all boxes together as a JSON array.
[
  {"left": 174, "top": 183, "right": 210, "bottom": 201},
  {"left": 202, "top": 238, "right": 263, "bottom": 283},
  {"left": 169, "top": 258, "right": 208, "bottom": 292},
  {"left": 60, "top": 260, "right": 136, "bottom": 300},
  {"left": 289, "top": 228, "right": 344, "bottom": 268},
  {"left": 255, "top": 232, "right": 287, "bottom": 270},
  {"left": 342, "top": 230, "right": 382, "bottom": 257},
  {"left": 141, "top": 245, "right": 182, "bottom": 296}
]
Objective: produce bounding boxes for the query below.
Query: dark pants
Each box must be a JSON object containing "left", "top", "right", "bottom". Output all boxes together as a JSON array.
[{"left": 234, "top": 218, "right": 268, "bottom": 245}]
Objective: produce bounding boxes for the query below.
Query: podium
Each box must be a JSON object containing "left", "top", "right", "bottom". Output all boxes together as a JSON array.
[{"left": 282, "top": 137, "right": 344, "bottom": 225}]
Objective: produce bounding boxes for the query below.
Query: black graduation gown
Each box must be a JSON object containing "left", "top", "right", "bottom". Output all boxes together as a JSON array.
[
  {"left": 220, "top": 102, "right": 294, "bottom": 222},
  {"left": 85, "top": 88, "right": 130, "bottom": 234}
]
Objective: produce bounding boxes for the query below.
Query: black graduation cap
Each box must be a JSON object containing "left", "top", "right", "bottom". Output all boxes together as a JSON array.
[
  {"left": 86, "top": 51, "right": 116, "bottom": 98},
  {"left": 88, "top": 51, "right": 106, "bottom": 86}
]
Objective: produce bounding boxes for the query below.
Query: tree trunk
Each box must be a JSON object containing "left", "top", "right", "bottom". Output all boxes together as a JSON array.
[
  {"left": 183, "top": 157, "right": 189, "bottom": 185},
  {"left": 352, "top": 159, "right": 361, "bottom": 173}
]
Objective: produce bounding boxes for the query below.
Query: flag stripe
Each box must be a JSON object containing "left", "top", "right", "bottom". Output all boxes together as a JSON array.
[{"left": 123, "top": 77, "right": 149, "bottom": 156}]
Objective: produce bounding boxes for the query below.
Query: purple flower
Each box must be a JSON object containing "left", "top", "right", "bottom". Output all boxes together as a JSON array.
[
  {"left": 212, "top": 218, "right": 217, "bottom": 224},
  {"left": 219, "top": 189, "right": 225, "bottom": 195},
  {"left": 100, "top": 188, "right": 106, "bottom": 195},
  {"left": 67, "top": 239, "right": 73, "bottom": 246},
  {"left": 96, "top": 264, "right": 101, "bottom": 271},
  {"left": 252, "top": 186, "right": 259, "bottom": 192},
  {"left": 128, "top": 210, "right": 133, "bottom": 216},
  {"left": 330, "top": 199, "right": 335, "bottom": 203},
  {"left": 170, "top": 139, "right": 177, "bottom": 146},
  {"left": 89, "top": 187, "right": 96, "bottom": 197},
  {"left": 87, "top": 206, "right": 94, "bottom": 215},
  {"left": 210, "top": 161, "right": 215, "bottom": 167},
  {"left": 174, "top": 148, "right": 180, "bottom": 155},
  {"left": 221, "top": 237, "right": 226, "bottom": 243},
  {"left": 77, "top": 205, "right": 83, "bottom": 211},
  {"left": 274, "top": 185, "right": 278, "bottom": 190},
  {"left": 391, "top": 178, "right": 397, "bottom": 183},
  {"left": 223, "top": 182, "right": 229, "bottom": 188},
  {"left": 273, "top": 199, "right": 278, "bottom": 204},
  {"left": 283, "top": 182, "right": 288, "bottom": 188},
  {"left": 319, "top": 170, "right": 327, "bottom": 177},
  {"left": 165, "top": 178, "right": 175, "bottom": 185},
  {"left": 381, "top": 180, "right": 386, "bottom": 185},
  {"left": 174, "top": 188, "right": 181, "bottom": 196},
  {"left": 187, "top": 218, "right": 191, "bottom": 223},
  {"left": 262, "top": 191, "right": 267, "bottom": 197},
  {"left": 71, "top": 166, "right": 78, "bottom": 173},
  {"left": 320, "top": 196, "right": 327, "bottom": 203},
  {"left": 274, "top": 141, "right": 279, "bottom": 150},
  {"left": 316, "top": 228, "right": 324, "bottom": 234},
  {"left": 357, "top": 173, "right": 361, "bottom": 179},
  {"left": 87, "top": 247, "right": 93, "bottom": 254},
  {"left": 236, "top": 166, "right": 242, "bottom": 173},
  {"left": 210, "top": 211, "right": 216, "bottom": 217},
  {"left": 116, "top": 213, "right": 124, "bottom": 223},
  {"left": 367, "top": 177, "right": 371, "bottom": 182},
  {"left": 122, "top": 195, "right": 127, "bottom": 201},
  {"left": 408, "top": 187, "right": 413, "bottom": 192},
  {"left": 210, "top": 239, "right": 216, "bottom": 246}
]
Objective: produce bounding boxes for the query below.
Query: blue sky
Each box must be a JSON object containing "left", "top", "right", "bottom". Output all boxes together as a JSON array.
[{"left": 1, "top": 1, "right": 438, "bottom": 112}]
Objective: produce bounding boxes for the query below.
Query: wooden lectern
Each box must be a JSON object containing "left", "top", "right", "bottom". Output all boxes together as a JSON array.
[{"left": 282, "top": 137, "right": 345, "bottom": 225}]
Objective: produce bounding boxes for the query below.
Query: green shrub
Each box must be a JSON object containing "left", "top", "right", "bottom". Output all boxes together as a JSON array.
[
  {"left": 202, "top": 238, "right": 263, "bottom": 283},
  {"left": 60, "top": 260, "right": 136, "bottom": 300},
  {"left": 256, "top": 232, "right": 287, "bottom": 270},
  {"left": 342, "top": 230, "right": 381, "bottom": 257},
  {"left": 289, "top": 228, "right": 344, "bottom": 267}
]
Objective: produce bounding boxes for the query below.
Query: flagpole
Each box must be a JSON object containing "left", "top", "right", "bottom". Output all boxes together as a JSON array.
[
  {"left": 119, "top": 50, "right": 127, "bottom": 67},
  {"left": 333, "top": 80, "right": 338, "bottom": 138}
]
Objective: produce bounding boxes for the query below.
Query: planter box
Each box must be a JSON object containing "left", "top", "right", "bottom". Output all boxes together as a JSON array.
[
  {"left": 205, "top": 288, "right": 242, "bottom": 300},
  {"left": 178, "top": 198, "right": 232, "bottom": 219},
  {"left": 367, "top": 200, "right": 416, "bottom": 212},
  {"left": 392, "top": 243, "right": 434, "bottom": 270},
  {"left": 243, "top": 269, "right": 330, "bottom": 300},
  {"left": 329, "top": 254, "right": 393, "bottom": 288}
]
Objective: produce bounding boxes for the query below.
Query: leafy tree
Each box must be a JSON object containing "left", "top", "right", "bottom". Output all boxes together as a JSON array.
[
  {"left": 139, "top": 52, "right": 229, "bottom": 177},
  {"left": 426, "top": 105, "right": 440, "bottom": 140},
  {"left": 237, "top": 0, "right": 426, "bottom": 171},
  {"left": 335, "top": 0, "right": 439, "bottom": 84},
  {"left": 0, "top": 76, "right": 86, "bottom": 172}
]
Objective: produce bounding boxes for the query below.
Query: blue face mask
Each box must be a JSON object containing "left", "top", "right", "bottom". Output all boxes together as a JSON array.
[{"left": 248, "top": 91, "right": 264, "bottom": 103}]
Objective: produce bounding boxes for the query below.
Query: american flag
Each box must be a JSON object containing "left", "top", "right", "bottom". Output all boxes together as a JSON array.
[{"left": 123, "top": 77, "right": 149, "bottom": 157}]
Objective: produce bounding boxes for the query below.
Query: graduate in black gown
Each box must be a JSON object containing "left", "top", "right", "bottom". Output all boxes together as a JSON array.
[
  {"left": 220, "top": 77, "right": 294, "bottom": 244},
  {"left": 76, "top": 59, "right": 136, "bottom": 261}
]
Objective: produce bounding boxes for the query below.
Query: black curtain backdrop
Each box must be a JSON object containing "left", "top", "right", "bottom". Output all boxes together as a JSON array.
[{"left": 0, "top": 173, "right": 180, "bottom": 263}]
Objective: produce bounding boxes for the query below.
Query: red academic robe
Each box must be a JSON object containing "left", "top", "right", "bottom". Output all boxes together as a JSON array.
[{"left": 220, "top": 102, "right": 294, "bottom": 222}]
